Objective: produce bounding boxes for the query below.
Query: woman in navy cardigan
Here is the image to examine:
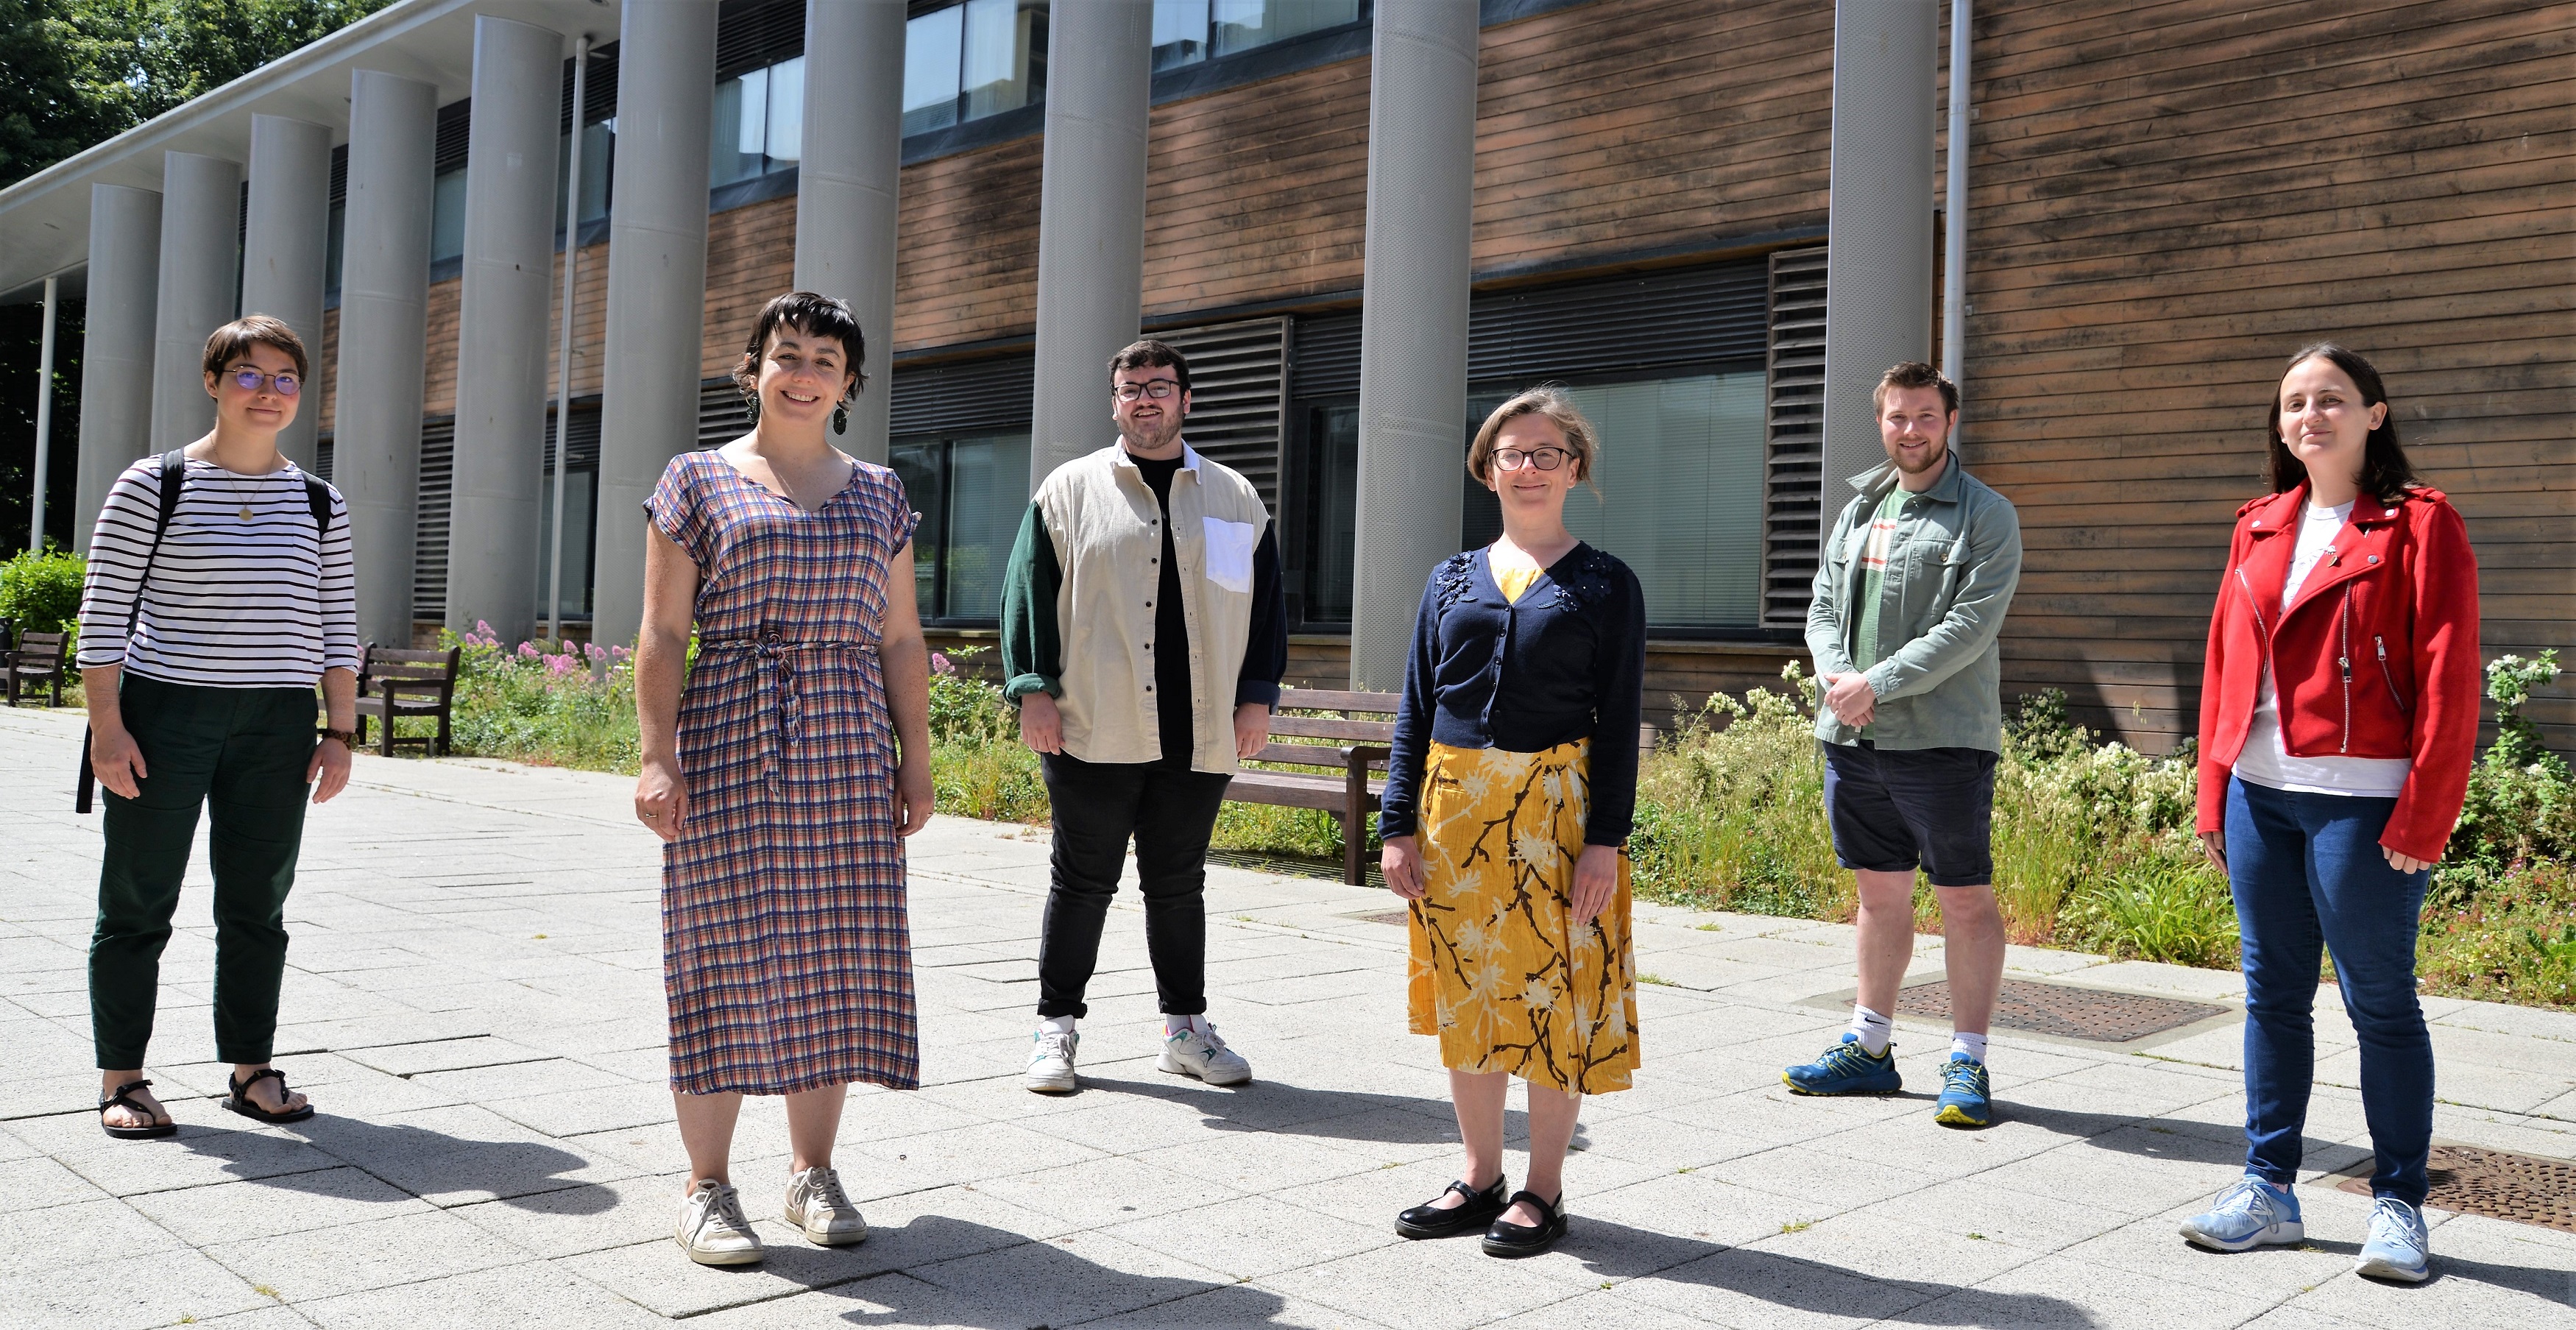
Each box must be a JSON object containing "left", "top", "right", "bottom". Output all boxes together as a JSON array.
[{"left": 1378, "top": 387, "right": 1646, "bottom": 1259}]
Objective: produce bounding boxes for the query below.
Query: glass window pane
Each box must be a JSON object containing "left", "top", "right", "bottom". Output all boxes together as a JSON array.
[
  {"left": 943, "top": 433, "right": 1032, "bottom": 621},
  {"left": 1553, "top": 374, "right": 1767, "bottom": 628},
  {"left": 709, "top": 76, "right": 762, "bottom": 187},
  {"left": 765, "top": 57, "right": 804, "bottom": 163},
  {"left": 1212, "top": 0, "right": 1359, "bottom": 57},
  {"left": 903, "top": 4, "right": 965, "bottom": 135},
  {"left": 325, "top": 199, "right": 344, "bottom": 293},
  {"left": 430, "top": 168, "right": 467, "bottom": 262},
  {"left": 578, "top": 119, "right": 612, "bottom": 224},
  {"left": 891, "top": 442, "right": 945, "bottom": 618},
  {"left": 737, "top": 66, "right": 769, "bottom": 158},
  {"left": 1153, "top": 0, "right": 1210, "bottom": 70},
  {"left": 962, "top": 0, "right": 1040, "bottom": 121},
  {"left": 1301, "top": 401, "right": 1359, "bottom": 622}
]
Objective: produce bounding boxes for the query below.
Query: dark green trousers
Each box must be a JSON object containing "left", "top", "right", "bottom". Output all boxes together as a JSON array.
[{"left": 91, "top": 671, "right": 316, "bottom": 1069}]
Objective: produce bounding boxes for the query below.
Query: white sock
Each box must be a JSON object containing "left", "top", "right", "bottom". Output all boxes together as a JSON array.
[
  {"left": 1849, "top": 1005, "right": 1893, "bottom": 1057},
  {"left": 1950, "top": 1031, "right": 1988, "bottom": 1065},
  {"left": 1164, "top": 1014, "right": 1209, "bottom": 1037},
  {"left": 1038, "top": 1014, "right": 1076, "bottom": 1036}
]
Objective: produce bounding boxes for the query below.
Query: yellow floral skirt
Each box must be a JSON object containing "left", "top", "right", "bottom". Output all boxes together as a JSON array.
[{"left": 1406, "top": 739, "right": 1639, "bottom": 1094}]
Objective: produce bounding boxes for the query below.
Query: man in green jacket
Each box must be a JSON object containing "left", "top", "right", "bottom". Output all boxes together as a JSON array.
[
  {"left": 1783, "top": 361, "right": 2023, "bottom": 1128},
  {"left": 1000, "top": 340, "right": 1287, "bottom": 1094}
]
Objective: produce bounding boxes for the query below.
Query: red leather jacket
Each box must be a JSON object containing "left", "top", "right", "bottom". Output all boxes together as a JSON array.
[{"left": 2195, "top": 483, "right": 2482, "bottom": 863}]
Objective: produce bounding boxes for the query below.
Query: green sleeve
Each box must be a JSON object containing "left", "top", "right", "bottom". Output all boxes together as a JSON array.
[{"left": 999, "top": 500, "right": 1062, "bottom": 703}]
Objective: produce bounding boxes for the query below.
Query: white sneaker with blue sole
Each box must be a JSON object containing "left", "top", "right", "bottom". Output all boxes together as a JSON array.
[{"left": 2177, "top": 1175, "right": 2303, "bottom": 1252}]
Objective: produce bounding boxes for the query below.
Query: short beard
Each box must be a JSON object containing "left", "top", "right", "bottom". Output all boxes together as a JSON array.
[
  {"left": 1120, "top": 414, "right": 1182, "bottom": 453},
  {"left": 1892, "top": 439, "right": 1948, "bottom": 476}
]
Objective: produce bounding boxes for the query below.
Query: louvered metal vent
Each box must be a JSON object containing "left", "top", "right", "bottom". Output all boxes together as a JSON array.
[
  {"left": 433, "top": 100, "right": 471, "bottom": 176},
  {"left": 414, "top": 416, "right": 456, "bottom": 620},
  {"left": 542, "top": 401, "right": 603, "bottom": 473},
  {"left": 716, "top": 0, "right": 808, "bottom": 79},
  {"left": 1761, "top": 245, "right": 1827, "bottom": 629},
  {"left": 1469, "top": 262, "right": 1768, "bottom": 385},
  {"left": 1156, "top": 316, "right": 1289, "bottom": 509},
  {"left": 889, "top": 355, "right": 1036, "bottom": 437},
  {"left": 699, "top": 380, "right": 755, "bottom": 449},
  {"left": 1289, "top": 312, "right": 1362, "bottom": 400}
]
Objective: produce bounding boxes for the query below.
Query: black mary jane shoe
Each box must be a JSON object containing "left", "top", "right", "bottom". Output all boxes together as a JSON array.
[
  {"left": 1481, "top": 1190, "right": 1568, "bottom": 1258},
  {"left": 99, "top": 1078, "right": 177, "bottom": 1140},
  {"left": 1395, "top": 1176, "right": 1510, "bottom": 1239},
  {"left": 222, "top": 1067, "right": 316, "bottom": 1125}
]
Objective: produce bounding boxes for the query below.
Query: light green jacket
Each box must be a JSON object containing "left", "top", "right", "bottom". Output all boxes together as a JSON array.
[{"left": 1804, "top": 454, "right": 2023, "bottom": 751}]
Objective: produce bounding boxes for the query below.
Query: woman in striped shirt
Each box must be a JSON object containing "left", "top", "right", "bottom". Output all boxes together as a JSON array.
[{"left": 79, "top": 315, "right": 361, "bottom": 1139}]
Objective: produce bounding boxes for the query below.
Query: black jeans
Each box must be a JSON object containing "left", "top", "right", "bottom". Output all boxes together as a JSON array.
[
  {"left": 92, "top": 672, "right": 316, "bottom": 1068},
  {"left": 1036, "top": 751, "right": 1232, "bottom": 1019}
]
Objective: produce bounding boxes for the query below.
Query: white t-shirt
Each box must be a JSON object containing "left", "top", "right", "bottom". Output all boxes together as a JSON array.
[{"left": 2233, "top": 498, "right": 2411, "bottom": 798}]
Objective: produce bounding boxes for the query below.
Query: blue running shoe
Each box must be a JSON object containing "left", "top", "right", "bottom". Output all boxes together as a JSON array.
[
  {"left": 2354, "top": 1196, "right": 2430, "bottom": 1283},
  {"left": 2177, "top": 1175, "right": 2303, "bottom": 1252},
  {"left": 1782, "top": 1033, "right": 1901, "bottom": 1095},
  {"left": 1933, "top": 1054, "right": 1992, "bottom": 1127}
]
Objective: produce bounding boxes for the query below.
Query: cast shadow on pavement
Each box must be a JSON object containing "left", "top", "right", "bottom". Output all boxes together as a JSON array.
[
  {"left": 1079, "top": 1073, "right": 1551, "bottom": 1145},
  {"left": 184, "top": 1115, "right": 618, "bottom": 1213},
  {"left": 2270, "top": 1233, "right": 2576, "bottom": 1299},
  {"left": 1557, "top": 1216, "right": 2101, "bottom": 1327},
  {"left": 2000, "top": 1101, "right": 2368, "bottom": 1173}
]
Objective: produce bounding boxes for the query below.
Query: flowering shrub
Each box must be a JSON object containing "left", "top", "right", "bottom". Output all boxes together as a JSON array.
[{"left": 433, "top": 622, "right": 642, "bottom": 772}]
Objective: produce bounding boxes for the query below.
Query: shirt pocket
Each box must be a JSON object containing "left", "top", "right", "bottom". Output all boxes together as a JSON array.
[{"left": 1202, "top": 517, "right": 1257, "bottom": 594}]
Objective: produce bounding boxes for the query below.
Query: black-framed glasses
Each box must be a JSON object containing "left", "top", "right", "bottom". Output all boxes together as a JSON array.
[
  {"left": 1114, "top": 381, "right": 1180, "bottom": 401},
  {"left": 1491, "top": 446, "right": 1569, "bottom": 473},
  {"left": 228, "top": 369, "right": 300, "bottom": 397}
]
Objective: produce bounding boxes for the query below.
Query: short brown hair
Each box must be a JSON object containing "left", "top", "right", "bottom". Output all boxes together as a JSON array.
[
  {"left": 1467, "top": 386, "right": 1600, "bottom": 488},
  {"left": 1108, "top": 339, "right": 1189, "bottom": 396},
  {"left": 1872, "top": 361, "right": 1958, "bottom": 415},
  {"left": 732, "top": 290, "right": 867, "bottom": 403},
  {"left": 202, "top": 314, "right": 308, "bottom": 381}
]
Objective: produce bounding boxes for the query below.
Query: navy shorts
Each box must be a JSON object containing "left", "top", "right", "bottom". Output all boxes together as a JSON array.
[{"left": 1820, "top": 741, "right": 1998, "bottom": 887}]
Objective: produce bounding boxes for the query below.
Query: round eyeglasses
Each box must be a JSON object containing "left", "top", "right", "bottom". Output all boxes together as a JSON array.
[
  {"left": 228, "top": 369, "right": 300, "bottom": 397},
  {"left": 1114, "top": 381, "right": 1180, "bottom": 401},
  {"left": 1491, "top": 446, "right": 1570, "bottom": 473}
]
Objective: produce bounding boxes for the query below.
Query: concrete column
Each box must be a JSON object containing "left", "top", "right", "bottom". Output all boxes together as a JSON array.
[
  {"left": 1820, "top": 0, "right": 1938, "bottom": 489},
  {"left": 1027, "top": 0, "right": 1153, "bottom": 493},
  {"left": 241, "top": 114, "right": 334, "bottom": 473},
  {"left": 793, "top": 0, "right": 905, "bottom": 467},
  {"left": 1346, "top": 0, "right": 1479, "bottom": 692},
  {"left": 149, "top": 152, "right": 242, "bottom": 453},
  {"left": 590, "top": 0, "right": 717, "bottom": 648},
  {"left": 336, "top": 70, "right": 439, "bottom": 648},
  {"left": 28, "top": 275, "right": 57, "bottom": 552},
  {"left": 445, "top": 15, "right": 565, "bottom": 643},
  {"left": 74, "top": 184, "right": 161, "bottom": 553}
]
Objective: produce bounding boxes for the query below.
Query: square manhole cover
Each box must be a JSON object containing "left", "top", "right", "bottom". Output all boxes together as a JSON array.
[
  {"left": 1898, "top": 978, "right": 2228, "bottom": 1044},
  {"left": 2338, "top": 1145, "right": 2576, "bottom": 1234}
]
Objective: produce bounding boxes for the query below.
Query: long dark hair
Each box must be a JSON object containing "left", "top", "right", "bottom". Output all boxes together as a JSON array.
[
  {"left": 2265, "top": 342, "right": 2416, "bottom": 503},
  {"left": 732, "top": 290, "right": 866, "bottom": 406}
]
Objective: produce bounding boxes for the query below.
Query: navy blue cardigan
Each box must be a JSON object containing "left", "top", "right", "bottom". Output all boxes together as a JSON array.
[{"left": 1378, "top": 543, "right": 1648, "bottom": 847}]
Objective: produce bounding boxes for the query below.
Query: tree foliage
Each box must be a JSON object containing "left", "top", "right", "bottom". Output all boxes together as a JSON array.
[{"left": 1, "top": 0, "right": 395, "bottom": 188}]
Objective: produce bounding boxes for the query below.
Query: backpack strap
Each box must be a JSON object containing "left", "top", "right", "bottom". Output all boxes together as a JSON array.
[
  {"left": 82, "top": 450, "right": 188, "bottom": 815},
  {"left": 303, "top": 473, "right": 333, "bottom": 538}
]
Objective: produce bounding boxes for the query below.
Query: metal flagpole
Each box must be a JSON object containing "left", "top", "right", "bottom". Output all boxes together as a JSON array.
[
  {"left": 548, "top": 35, "right": 590, "bottom": 644},
  {"left": 1942, "top": 0, "right": 1972, "bottom": 440},
  {"left": 29, "top": 274, "right": 57, "bottom": 551}
]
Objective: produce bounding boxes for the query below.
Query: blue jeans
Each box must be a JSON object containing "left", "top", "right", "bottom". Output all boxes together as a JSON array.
[{"left": 2226, "top": 776, "right": 2434, "bottom": 1206}]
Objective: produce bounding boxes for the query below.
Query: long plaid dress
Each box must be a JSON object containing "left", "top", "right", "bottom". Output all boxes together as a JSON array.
[{"left": 647, "top": 452, "right": 921, "bottom": 1094}]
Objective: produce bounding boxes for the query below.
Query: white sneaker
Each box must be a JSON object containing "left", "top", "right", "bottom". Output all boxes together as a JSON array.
[
  {"left": 675, "top": 1179, "right": 763, "bottom": 1265},
  {"left": 1159, "top": 1022, "right": 1252, "bottom": 1086},
  {"left": 1027, "top": 1026, "right": 1079, "bottom": 1094},
  {"left": 784, "top": 1166, "right": 868, "bottom": 1246}
]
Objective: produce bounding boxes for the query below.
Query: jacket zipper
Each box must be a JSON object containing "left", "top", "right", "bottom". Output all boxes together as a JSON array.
[
  {"left": 2338, "top": 586, "right": 2353, "bottom": 753},
  {"left": 2376, "top": 635, "right": 2413, "bottom": 715}
]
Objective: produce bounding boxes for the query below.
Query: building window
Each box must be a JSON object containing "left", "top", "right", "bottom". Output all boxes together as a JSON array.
[
  {"left": 1153, "top": 0, "right": 1366, "bottom": 71},
  {"left": 904, "top": 0, "right": 1049, "bottom": 137},
  {"left": 429, "top": 168, "right": 467, "bottom": 263},
  {"left": 558, "top": 117, "right": 614, "bottom": 233},
  {"left": 712, "top": 57, "right": 802, "bottom": 188},
  {"left": 891, "top": 432, "right": 1033, "bottom": 624}
]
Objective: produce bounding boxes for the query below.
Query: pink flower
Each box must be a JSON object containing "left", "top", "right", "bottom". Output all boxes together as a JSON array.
[
  {"left": 516, "top": 641, "right": 540, "bottom": 659},
  {"left": 584, "top": 643, "right": 605, "bottom": 660},
  {"left": 476, "top": 620, "right": 495, "bottom": 636},
  {"left": 930, "top": 651, "right": 953, "bottom": 675}
]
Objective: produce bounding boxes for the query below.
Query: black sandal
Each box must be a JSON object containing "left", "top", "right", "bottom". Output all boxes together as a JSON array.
[
  {"left": 98, "top": 1078, "right": 177, "bottom": 1139},
  {"left": 1482, "top": 1190, "right": 1568, "bottom": 1258},
  {"left": 1395, "top": 1175, "right": 1510, "bottom": 1239},
  {"left": 222, "top": 1067, "right": 316, "bottom": 1125}
]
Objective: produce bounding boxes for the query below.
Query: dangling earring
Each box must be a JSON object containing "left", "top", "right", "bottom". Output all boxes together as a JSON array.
[
  {"left": 745, "top": 391, "right": 760, "bottom": 424},
  {"left": 832, "top": 402, "right": 849, "bottom": 436}
]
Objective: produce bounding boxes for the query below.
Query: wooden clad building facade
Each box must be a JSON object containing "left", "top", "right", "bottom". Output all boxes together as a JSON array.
[{"left": 331, "top": 0, "right": 2570, "bottom": 749}]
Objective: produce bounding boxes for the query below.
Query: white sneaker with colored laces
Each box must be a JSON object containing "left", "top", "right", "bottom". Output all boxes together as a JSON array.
[
  {"left": 1026, "top": 1026, "right": 1080, "bottom": 1094},
  {"left": 675, "top": 1179, "right": 763, "bottom": 1265},
  {"left": 1159, "top": 1022, "right": 1252, "bottom": 1086},
  {"left": 785, "top": 1166, "right": 868, "bottom": 1246}
]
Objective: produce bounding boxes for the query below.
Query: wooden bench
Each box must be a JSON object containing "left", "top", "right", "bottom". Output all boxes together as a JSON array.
[
  {"left": 1226, "top": 690, "right": 1666, "bottom": 888},
  {"left": 4, "top": 629, "right": 70, "bottom": 707},
  {"left": 351, "top": 644, "right": 462, "bottom": 757}
]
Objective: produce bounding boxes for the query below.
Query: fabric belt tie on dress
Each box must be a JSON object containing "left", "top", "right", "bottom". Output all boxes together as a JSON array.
[{"left": 697, "top": 633, "right": 878, "bottom": 781}]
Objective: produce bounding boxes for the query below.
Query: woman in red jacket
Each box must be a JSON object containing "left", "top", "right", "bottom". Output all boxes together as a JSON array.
[{"left": 2178, "top": 344, "right": 2480, "bottom": 1284}]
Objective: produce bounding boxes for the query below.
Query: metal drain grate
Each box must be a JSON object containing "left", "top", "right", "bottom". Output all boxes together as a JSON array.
[
  {"left": 2337, "top": 1145, "right": 2576, "bottom": 1234},
  {"left": 1897, "top": 979, "right": 2228, "bottom": 1043},
  {"left": 1347, "top": 909, "right": 1412, "bottom": 926}
]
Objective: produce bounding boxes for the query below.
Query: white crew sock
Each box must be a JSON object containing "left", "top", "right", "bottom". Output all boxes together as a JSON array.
[
  {"left": 1164, "top": 1014, "right": 1210, "bottom": 1038},
  {"left": 1849, "top": 1005, "right": 1893, "bottom": 1057},
  {"left": 1950, "top": 1031, "right": 1989, "bottom": 1065},
  {"left": 1038, "top": 1014, "right": 1076, "bottom": 1037}
]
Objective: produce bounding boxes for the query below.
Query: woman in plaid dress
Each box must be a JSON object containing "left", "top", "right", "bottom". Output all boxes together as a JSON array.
[{"left": 634, "top": 291, "right": 934, "bottom": 1266}]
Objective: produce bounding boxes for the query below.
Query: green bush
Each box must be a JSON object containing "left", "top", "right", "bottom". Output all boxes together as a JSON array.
[
  {"left": 1630, "top": 662, "right": 1847, "bottom": 919},
  {"left": 0, "top": 547, "right": 85, "bottom": 637},
  {"left": 925, "top": 647, "right": 1048, "bottom": 822}
]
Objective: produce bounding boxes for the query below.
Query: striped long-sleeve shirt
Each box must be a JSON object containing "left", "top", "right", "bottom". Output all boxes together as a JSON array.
[{"left": 76, "top": 456, "right": 361, "bottom": 687}]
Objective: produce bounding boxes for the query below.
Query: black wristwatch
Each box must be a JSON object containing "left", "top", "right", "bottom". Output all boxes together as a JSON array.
[{"left": 318, "top": 727, "right": 359, "bottom": 747}]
